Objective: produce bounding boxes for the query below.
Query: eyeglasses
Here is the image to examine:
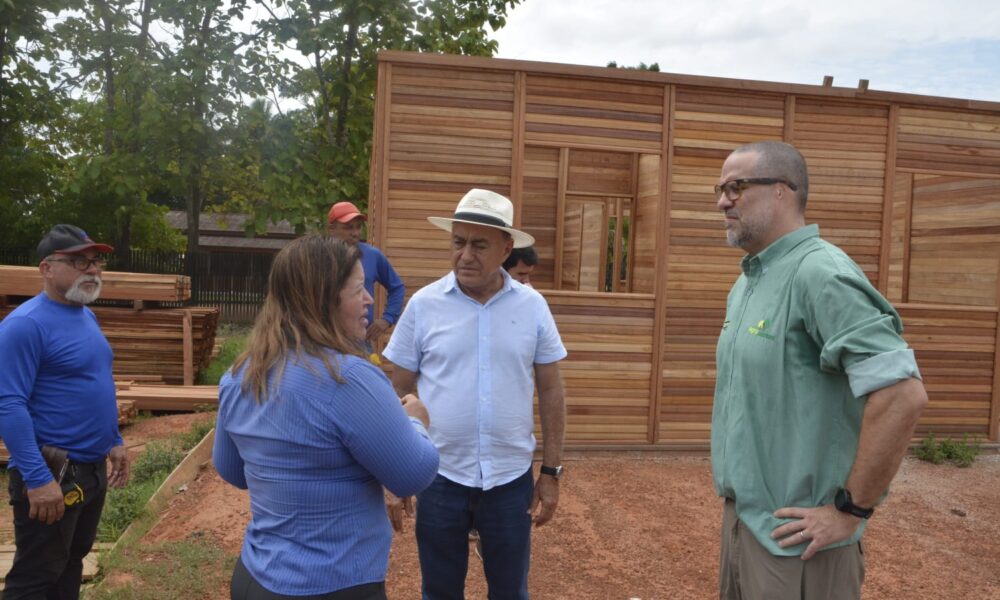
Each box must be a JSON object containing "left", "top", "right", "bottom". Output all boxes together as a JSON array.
[
  {"left": 714, "top": 178, "right": 798, "bottom": 201},
  {"left": 47, "top": 257, "right": 107, "bottom": 271}
]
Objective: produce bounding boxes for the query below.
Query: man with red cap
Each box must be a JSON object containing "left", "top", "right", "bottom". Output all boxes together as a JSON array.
[
  {"left": 0, "top": 224, "right": 130, "bottom": 599},
  {"left": 327, "top": 201, "right": 405, "bottom": 345}
]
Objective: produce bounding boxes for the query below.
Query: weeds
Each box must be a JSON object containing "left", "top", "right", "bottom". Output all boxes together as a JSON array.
[
  {"left": 130, "top": 442, "right": 185, "bottom": 485},
  {"left": 95, "top": 419, "right": 215, "bottom": 543},
  {"left": 914, "top": 434, "right": 982, "bottom": 467},
  {"left": 86, "top": 540, "right": 236, "bottom": 599},
  {"left": 176, "top": 419, "right": 215, "bottom": 452},
  {"left": 198, "top": 325, "right": 250, "bottom": 385}
]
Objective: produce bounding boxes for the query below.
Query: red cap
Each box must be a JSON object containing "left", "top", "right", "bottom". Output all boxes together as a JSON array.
[{"left": 327, "top": 202, "right": 367, "bottom": 224}]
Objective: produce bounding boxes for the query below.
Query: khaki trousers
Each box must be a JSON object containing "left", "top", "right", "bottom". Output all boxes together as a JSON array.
[{"left": 719, "top": 499, "right": 864, "bottom": 600}]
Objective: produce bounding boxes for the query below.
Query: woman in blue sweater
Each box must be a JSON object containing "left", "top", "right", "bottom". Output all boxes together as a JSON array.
[{"left": 213, "top": 235, "right": 439, "bottom": 600}]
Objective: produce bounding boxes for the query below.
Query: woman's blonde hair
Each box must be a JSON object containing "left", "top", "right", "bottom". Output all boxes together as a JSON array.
[{"left": 233, "top": 234, "right": 364, "bottom": 402}]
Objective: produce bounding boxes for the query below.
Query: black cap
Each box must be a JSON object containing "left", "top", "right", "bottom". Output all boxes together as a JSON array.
[{"left": 37, "top": 224, "right": 114, "bottom": 260}]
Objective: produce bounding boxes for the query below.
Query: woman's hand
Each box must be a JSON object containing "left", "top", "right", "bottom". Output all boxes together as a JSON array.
[{"left": 401, "top": 393, "right": 429, "bottom": 428}]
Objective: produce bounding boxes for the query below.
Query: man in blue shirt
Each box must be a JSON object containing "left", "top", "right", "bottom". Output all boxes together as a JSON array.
[
  {"left": 384, "top": 189, "right": 567, "bottom": 600},
  {"left": 327, "top": 201, "right": 405, "bottom": 346},
  {"left": 0, "top": 224, "right": 130, "bottom": 599}
]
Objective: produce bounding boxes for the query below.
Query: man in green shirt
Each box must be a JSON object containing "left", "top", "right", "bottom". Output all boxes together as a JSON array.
[{"left": 711, "top": 141, "right": 928, "bottom": 600}]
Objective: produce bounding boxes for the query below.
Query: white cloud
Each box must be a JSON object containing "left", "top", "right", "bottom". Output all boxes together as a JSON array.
[{"left": 492, "top": 0, "right": 1000, "bottom": 101}]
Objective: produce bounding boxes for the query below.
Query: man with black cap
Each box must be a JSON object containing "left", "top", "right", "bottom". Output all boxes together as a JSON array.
[
  {"left": 327, "top": 201, "right": 405, "bottom": 345},
  {"left": 383, "top": 189, "right": 567, "bottom": 600},
  {"left": 0, "top": 224, "right": 130, "bottom": 599}
]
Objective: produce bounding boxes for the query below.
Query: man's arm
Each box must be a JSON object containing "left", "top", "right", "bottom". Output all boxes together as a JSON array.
[
  {"left": 367, "top": 253, "right": 406, "bottom": 342},
  {"left": 773, "top": 377, "right": 927, "bottom": 559},
  {"left": 385, "top": 363, "right": 421, "bottom": 532},
  {"left": 529, "top": 361, "right": 565, "bottom": 527},
  {"left": 390, "top": 365, "right": 418, "bottom": 397}
]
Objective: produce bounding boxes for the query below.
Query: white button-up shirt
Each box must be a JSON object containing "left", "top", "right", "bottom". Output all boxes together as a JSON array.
[{"left": 384, "top": 270, "right": 566, "bottom": 490}]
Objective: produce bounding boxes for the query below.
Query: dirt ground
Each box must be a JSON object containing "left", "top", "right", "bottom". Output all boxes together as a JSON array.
[
  {"left": 131, "top": 412, "right": 1000, "bottom": 600},
  {"left": 4, "top": 412, "right": 995, "bottom": 598}
]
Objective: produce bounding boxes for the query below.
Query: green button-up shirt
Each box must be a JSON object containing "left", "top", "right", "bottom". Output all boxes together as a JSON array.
[{"left": 712, "top": 224, "right": 921, "bottom": 556}]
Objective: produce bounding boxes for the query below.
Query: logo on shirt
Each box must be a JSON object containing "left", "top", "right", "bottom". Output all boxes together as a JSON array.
[{"left": 747, "top": 319, "right": 776, "bottom": 341}]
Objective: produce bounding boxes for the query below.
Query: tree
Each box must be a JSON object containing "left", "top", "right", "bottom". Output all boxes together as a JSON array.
[{"left": 222, "top": 0, "right": 522, "bottom": 235}]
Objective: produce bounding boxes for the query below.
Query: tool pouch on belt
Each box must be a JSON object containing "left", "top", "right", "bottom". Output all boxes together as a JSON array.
[{"left": 26, "top": 446, "right": 85, "bottom": 507}]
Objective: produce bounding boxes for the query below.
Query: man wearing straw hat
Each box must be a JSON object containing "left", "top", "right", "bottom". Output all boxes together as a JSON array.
[
  {"left": 0, "top": 224, "right": 130, "bottom": 599},
  {"left": 384, "top": 189, "right": 567, "bottom": 600}
]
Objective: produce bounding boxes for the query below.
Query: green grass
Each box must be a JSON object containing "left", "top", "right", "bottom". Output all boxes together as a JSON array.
[
  {"left": 914, "top": 433, "right": 982, "bottom": 468},
  {"left": 197, "top": 324, "right": 251, "bottom": 385},
  {"left": 95, "top": 420, "right": 216, "bottom": 543},
  {"left": 86, "top": 540, "right": 236, "bottom": 599}
]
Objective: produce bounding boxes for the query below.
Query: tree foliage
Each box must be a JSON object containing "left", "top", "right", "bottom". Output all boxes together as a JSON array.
[{"left": 0, "top": 0, "right": 521, "bottom": 254}]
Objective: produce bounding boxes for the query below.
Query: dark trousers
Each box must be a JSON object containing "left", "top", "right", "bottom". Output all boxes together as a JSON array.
[
  {"left": 415, "top": 468, "right": 534, "bottom": 600},
  {"left": 230, "top": 558, "right": 387, "bottom": 600},
  {"left": 4, "top": 460, "right": 108, "bottom": 600}
]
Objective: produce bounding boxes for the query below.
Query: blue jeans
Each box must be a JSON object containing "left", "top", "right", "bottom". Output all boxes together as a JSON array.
[{"left": 416, "top": 468, "right": 534, "bottom": 600}]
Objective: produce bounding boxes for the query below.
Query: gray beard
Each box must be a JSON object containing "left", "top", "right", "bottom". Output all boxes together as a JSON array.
[{"left": 65, "top": 277, "right": 102, "bottom": 304}]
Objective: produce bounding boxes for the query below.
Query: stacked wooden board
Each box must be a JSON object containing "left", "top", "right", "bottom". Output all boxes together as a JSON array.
[
  {"left": 0, "top": 265, "right": 191, "bottom": 301},
  {"left": 115, "top": 383, "right": 219, "bottom": 412},
  {"left": 0, "top": 305, "right": 218, "bottom": 385}
]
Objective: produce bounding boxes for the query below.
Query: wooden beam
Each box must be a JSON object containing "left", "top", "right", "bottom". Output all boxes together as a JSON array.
[
  {"left": 783, "top": 95, "right": 796, "bottom": 142},
  {"left": 878, "top": 104, "right": 899, "bottom": 294},
  {"left": 182, "top": 309, "right": 193, "bottom": 386},
  {"left": 648, "top": 84, "right": 675, "bottom": 444},
  {"left": 511, "top": 70, "right": 527, "bottom": 226},
  {"left": 902, "top": 172, "right": 914, "bottom": 303},
  {"left": 992, "top": 286, "right": 1000, "bottom": 442},
  {"left": 554, "top": 147, "right": 569, "bottom": 290},
  {"left": 376, "top": 51, "right": 1000, "bottom": 112}
]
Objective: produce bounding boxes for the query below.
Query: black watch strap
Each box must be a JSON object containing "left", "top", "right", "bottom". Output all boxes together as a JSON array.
[
  {"left": 835, "top": 487, "right": 874, "bottom": 519},
  {"left": 540, "top": 464, "right": 563, "bottom": 479}
]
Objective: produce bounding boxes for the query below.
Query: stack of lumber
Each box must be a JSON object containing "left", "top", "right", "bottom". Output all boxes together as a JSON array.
[
  {"left": 0, "top": 265, "right": 190, "bottom": 301},
  {"left": 0, "top": 306, "right": 220, "bottom": 385},
  {"left": 118, "top": 399, "right": 137, "bottom": 425},
  {"left": 90, "top": 306, "right": 220, "bottom": 385},
  {"left": 115, "top": 383, "right": 219, "bottom": 412}
]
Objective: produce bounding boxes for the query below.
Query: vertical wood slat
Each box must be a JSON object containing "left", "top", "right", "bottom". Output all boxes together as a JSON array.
[
  {"left": 649, "top": 84, "right": 675, "bottom": 444},
  {"left": 182, "top": 310, "right": 193, "bottom": 386},
  {"left": 554, "top": 148, "right": 569, "bottom": 290},
  {"left": 902, "top": 173, "right": 914, "bottom": 303},
  {"left": 993, "top": 264, "right": 1000, "bottom": 441},
  {"left": 878, "top": 105, "right": 900, "bottom": 294},
  {"left": 783, "top": 95, "right": 796, "bottom": 142},
  {"left": 627, "top": 153, "right": 640, "bottom": 292},
  {"left": 511, "top": 71, "right": 527, "bottom": 226}
]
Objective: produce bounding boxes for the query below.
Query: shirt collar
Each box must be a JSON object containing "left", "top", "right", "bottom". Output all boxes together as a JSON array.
[
  {"left": 444, "top": 269, "right": 515, "bottom": 304},
  {"left": 741, "top": 224, "right": 819, "bottom": 276}
]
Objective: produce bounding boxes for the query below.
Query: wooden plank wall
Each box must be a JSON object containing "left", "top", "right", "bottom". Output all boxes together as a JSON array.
[
  {"left": 658, "top": 87, "right": 784, "bottom": 443},
  {"left": 372, "top": 53, "right": 1000, "bottom": 444},
  {"left": 535, "top": 292, "right": 656, "bottom": 442},
  {"left": 899, "top": 304, "right": 997, "bottom": 437},
  {"left": 381, "top": 65, "right": 517, "bottom": 291}
]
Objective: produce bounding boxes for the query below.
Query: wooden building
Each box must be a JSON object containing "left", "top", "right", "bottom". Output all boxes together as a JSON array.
[{"left": 367, "top": 51, "right": 1000, "bottom": 447}]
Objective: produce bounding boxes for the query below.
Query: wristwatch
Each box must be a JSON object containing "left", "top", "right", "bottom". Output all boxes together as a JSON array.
[
  {"left": 834, "top": 487, "right": 874, "bottom": 519},
  {"left": 540, "top": 464, "right": 564, "bottom": 480}
]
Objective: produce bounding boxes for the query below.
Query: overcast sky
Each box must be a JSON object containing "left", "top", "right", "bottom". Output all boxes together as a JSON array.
[{"left": 490, "top": 0, "right": 1000, "bottom": 103}]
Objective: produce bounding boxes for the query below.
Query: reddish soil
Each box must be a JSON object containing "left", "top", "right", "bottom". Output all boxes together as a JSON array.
[
  {"left": 133, "top": 428, "right": 1000, "bottom": 600},
  {"left": 3, "top": 412, "right": 998, "bottom": 598}
]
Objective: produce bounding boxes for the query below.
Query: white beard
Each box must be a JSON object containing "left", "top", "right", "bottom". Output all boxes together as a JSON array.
[{"left": 65, "top": 276, "right": 102, "bottom": 304}]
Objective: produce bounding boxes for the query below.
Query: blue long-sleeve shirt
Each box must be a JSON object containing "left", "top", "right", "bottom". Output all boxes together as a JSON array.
[
  {"left": 213, "top": 352, "right": 439, "bottom": 596},
  {"left": 0, "top": 293, "right": 123, "bottom": 488},
  {"left": 359, "top": 242, "right": 404, "bottom": 325}
]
